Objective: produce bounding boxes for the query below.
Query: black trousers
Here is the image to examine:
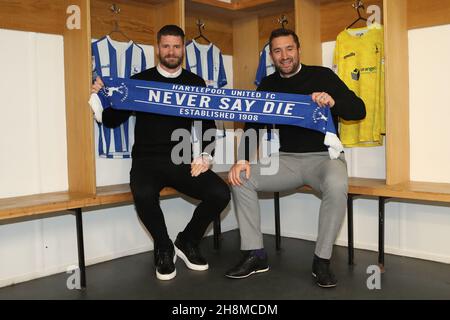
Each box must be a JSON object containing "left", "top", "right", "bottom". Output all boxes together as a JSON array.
[{"left": 130, "top": 157, "right": 231, "bottom": 250}]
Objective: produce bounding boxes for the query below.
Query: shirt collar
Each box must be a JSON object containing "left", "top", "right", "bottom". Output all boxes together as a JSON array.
[
  {"left": 156, "top": 64, "right": 182, "bottom": 78},
  {"left": 279, "top": 64, "right": 302, "bottom": 78}
]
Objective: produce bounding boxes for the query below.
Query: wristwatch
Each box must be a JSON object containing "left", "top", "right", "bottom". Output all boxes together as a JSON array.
[{"left": 200, "top": 152, "right": 213, "bottom": 162}]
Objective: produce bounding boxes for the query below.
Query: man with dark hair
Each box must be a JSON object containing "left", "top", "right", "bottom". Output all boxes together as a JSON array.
[
  {"left": 268, "top": 28, "right": 300, "bottom": 50},
  {"left": 91, "top": 25, "right": 230, "bottom": 281},
  {"left": 156, "top": 24, "right": 185, "bottom": 43},
  {"left": 225, "top": 28, "right": 366, "bottom": 288}
]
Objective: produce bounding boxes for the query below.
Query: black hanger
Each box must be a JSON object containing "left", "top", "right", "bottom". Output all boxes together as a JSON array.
[
  {"left": 108, "top": 4, "right": 132, "bottom": 41},
  {"left": 194, "top": 19, "right": 211, "bottom": 44},
  {"left": 108, "top": 20, "right": 132, "bottom": 41},
  {"left": 346, "top": 0, "right": 367, "bottom": 29}
]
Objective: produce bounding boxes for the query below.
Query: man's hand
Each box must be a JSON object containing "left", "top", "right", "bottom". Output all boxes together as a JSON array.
[
  {"left": 91, "top": 76, "right": 104, "bottom": 94},
  {"left": 312, "top": 92, "right": 335, "bottom": 108},
  {"left": 228, "top": 160, "right": 251, "bottom": 186},
  {"left": 191, "top": 155, "right": 211, "bottom": 177}
]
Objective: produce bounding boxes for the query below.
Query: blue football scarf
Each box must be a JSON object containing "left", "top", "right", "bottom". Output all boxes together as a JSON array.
[{"left": 98, "top": 77, "right": 344, "bottom": 159}]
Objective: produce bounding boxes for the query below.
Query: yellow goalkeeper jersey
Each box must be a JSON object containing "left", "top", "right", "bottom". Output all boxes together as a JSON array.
[{"left": 333, "top": 24, "right": 385, "bottom": 147}]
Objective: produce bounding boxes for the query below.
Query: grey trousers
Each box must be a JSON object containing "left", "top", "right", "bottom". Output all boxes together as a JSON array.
[{"left": 231, "top": 151, "right": 348, "bottom": 259}]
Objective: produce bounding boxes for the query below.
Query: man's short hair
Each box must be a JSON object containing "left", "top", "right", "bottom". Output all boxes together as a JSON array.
[
  {"left": 157, "top": 25, "right": 185, "bottom": 44},
  {"left": 269, "top": 28, "right": 300, "bottom": 51}
]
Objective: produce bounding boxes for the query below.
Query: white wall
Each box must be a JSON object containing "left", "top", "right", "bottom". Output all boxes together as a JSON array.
[
  {"left": 2, "top": 24, "right": 450, "bottom": 288},
  {"left": 0, "top": 29, "right": 68, "bottom": 197},
  {"left": 409, "top": 25, "right": 450, "bottom": 182},
  {"left": 0, "top": 29, "right": 73, "bottom": 286}
]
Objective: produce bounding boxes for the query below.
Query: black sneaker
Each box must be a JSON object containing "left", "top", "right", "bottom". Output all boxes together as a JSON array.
[
  {"left": 174, "top": 234, "right": 209, "bottom": 271},
  {"left": 225, "top": 250, "right": 269, "bottom": 279},
  {"left": 154, "top": 245, "right": 177, "bottom": 281},
  {"left": 312, "top": 255, "right": 337, "bottom": 288}
]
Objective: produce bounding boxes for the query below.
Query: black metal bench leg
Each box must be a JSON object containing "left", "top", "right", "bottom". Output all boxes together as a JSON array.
[
  {"left": 378, "top": 197, "right": 387, "bottom": 272},
  {"left": 274, "top": 192, "right": 281, "bottom": 250},
  {"left": 74, "top": 208, "right": 87, "bottom": 288},
  {"left": 347, "top": 194, "right": 354, "bottom": 265},
  {"left": 213, "top": 215, "right": 221, "bottom": 250}
]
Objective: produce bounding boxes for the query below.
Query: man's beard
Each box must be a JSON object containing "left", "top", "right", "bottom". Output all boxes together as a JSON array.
[
  {"left": 159, "top": 55, "right": 183, "bottom": 69},
  {"left": 275, "top": 59, "right": 300, "bottom": 77}
]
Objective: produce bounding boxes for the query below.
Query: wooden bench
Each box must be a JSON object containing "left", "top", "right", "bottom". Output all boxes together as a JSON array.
[
  {"left": 0, "top": 174, "right": 227, "bottom": 289},
  {"left": 274, "top": 178, "right": 450, "bottom": 272},
  {"left": 2, "top": 172, "right": 450, "bottom": 288},
  {"left": 271, "top": 177, "right": 386, "bottom": 268}
]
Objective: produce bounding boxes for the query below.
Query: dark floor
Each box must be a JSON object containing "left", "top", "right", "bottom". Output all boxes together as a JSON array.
[{"left": 1, "top": 230, "right": 450, "bottom": 300}]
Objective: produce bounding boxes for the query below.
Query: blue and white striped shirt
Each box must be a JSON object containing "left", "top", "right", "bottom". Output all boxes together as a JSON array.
[{"left": 91, "top": 36, "right": 147, "bottom": 158}]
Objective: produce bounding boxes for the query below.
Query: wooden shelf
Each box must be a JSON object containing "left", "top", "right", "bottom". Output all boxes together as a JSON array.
[
  {"left": 0, "top": 191, "right": 93, "bottom": 221},
  {"left": 5, "top": 174, "right": 450, "bottom": 222},
  {"left": 302, "top": 178, "right": 450, "bottom": 202},
  {"left": 379, "top": 181, "right": 450, "bottom": 202},
  {"left": 0, "top": 172, "right": 229, "bottom": 221},
  {"left": 93, "top": 184, "right": 175, "bottom": 206}
]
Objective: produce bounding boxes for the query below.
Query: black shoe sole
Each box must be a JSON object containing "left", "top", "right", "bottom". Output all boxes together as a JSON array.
[
  {"left": 225, "top": 267, "right": 270, "bottom": 279},
  {"left": 312, "top": 272, "right": 337, "bottom": 288}
]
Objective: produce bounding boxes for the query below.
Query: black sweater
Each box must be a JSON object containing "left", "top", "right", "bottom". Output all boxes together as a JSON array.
[
  {"left": 102, "top": 67, "right": 216, "bottom": 159},
  {"left": 242, "top": 64, "right": 366, "bottom": 159}
]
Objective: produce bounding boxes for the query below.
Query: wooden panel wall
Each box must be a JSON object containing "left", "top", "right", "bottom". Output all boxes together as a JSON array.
[
  {"left": 320, "top": 0, "right": 450, "bottom": 43},
  {"left": 152, "top": 0, "right": 185, "bottom": 66},
  {"left": 321, "top": 0, "right": 384, "bottom": 42},
  {"left": 0, "top": 0, "right": 64, "bottom": 34},
  {"left": 154, "top": 0, "right": 184, "bottom": 42},
  {"left": 233, "top": 16, "right": 259, "bottom": 90},
  {"left": 295, "top": 0, "right": 322, "bottom": 65},
  {"left": 185, "top": 13, "right": 234, "bottom": 55},
  {"left": 258, "top": 11, "right": 296, "bottom": 50},
  {"left": 63, "top": 0, "right": 96, "bottom": 194},
  {"left": 90, "top": 0, "right": 156, "bottom": 45},
  {"left": 408, "top": 0, "right": 450, "bottom": 30},
  {"left": 384, "top": 0, "right": 410, "bottom": 185}
]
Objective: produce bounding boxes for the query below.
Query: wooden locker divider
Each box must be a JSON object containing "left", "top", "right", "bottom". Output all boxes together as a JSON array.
[
  {"left": 233, "top": 16, "right": 260, "bottom": 90},
  {"left": 295, "top": 0, "right": 322, "bottom": 66},
  {"left": 154, "top": 0, "right": 185, "bottom": 43},
  {"left": 150, "top": 0, "right": 185, "bottom": 67},
  {"left": 383, "top": 0, "right": 410, "bottom": 185},
  {"left": 63, "top": 0, "right": 96, "bottom": 195}
]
